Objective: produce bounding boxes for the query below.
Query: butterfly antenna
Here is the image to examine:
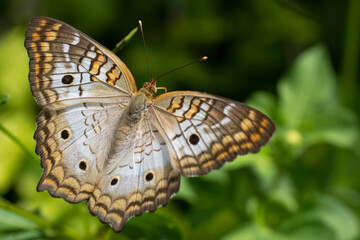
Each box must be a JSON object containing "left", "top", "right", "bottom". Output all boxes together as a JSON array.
[
  {"left": 138, "top": 20, "right": 151, "bottom": 82},
  {"left": 154, "top": 56, "right": 208, "bottom": 81}
]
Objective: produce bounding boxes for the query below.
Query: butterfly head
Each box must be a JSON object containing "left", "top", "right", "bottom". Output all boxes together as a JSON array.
[{"left": 141, "top": 78, "right": 157, "bottom": 97}]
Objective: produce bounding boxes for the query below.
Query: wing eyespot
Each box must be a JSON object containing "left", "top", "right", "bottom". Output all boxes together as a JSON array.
[
  {"left": 79, "top": 160, "right": 87, "bottom": 170},
  {"left": 145, "top": 172, "right": 154, "bottom": 181},
  {"left": 110, "top": 177, "right": 119, "bottom": 185},
  {"left": 62, "top": 74, "right": 74, "bottom": 84},
  {"left": 60, "top": 129, "right": 70, "bottom": 140},
  {"left": 189, "top": 133, "right": 200, "bottom": 145}
]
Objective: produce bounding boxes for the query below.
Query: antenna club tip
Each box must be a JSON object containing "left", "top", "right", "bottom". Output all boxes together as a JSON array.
[
  {"left": 202, "top": 56, "right": 208, "bottom": 61},
  {"left": 138, "top": 20, "right": 142, "bottom": 26}
]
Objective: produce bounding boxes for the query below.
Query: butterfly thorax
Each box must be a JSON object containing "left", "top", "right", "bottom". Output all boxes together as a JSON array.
[
  {"left": 126, "top": 79, "right": 157, "bottom": 120},
  {"left": 127, "top": 91, "right": 150, "bottom": 122}
]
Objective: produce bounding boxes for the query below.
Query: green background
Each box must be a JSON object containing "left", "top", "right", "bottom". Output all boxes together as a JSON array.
[{"left": 0, "top": 0, "right": 359, "bottom": 239}]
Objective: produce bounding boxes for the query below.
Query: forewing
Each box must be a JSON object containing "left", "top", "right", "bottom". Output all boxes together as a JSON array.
[
  {"left": 88, "top": 116, "right": 180, "bottom": 232},
  {"left": 25, "top": 16, "right": 137, "bottom": 109},
  {"left": 151, "top": 91, "right": 276, "bottom": 176}
]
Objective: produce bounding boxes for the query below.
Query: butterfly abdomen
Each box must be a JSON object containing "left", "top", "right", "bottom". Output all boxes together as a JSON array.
[{"left": 105, "top": 92, "right": 151, "bottom": 167}]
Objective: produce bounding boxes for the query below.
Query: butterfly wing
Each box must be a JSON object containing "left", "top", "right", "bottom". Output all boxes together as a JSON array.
[
  {"left": 88, "top": 116, "right": 180, "bottom": 232},
  {"left": 35, "top": 103, "right": 125, "bottom": 202},
  {"left": 25, "top": 17, "right": 136, "bottom": 203},
  {"left": 150, "top": 91, "right": 276, "bottom": 176},
  {"left": 25, "top": 17, "right": 137, "bottom": 109}
]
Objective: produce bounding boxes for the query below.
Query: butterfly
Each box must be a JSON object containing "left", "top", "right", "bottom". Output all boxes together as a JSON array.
[{"left": 25, "top": 17, "right": 276, "bottom": 232}]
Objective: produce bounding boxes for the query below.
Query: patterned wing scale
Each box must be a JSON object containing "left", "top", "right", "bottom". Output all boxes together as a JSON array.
[
  {"left": 151, "top": 91, "right": 276, "bottom": 176},
  {"left": 88, "top": 117, "right": 180, "bottom": 232},
  {"left": 25, "top": 17, "right": 136, "bottom": 109},
  {"left": 35, "top": 103, "right": 125, "bottom": 203}
]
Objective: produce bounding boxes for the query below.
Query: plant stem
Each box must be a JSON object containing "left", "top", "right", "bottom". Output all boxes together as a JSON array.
[
  {"left": 112, "top": 27, "right": 138, "bottom": 54},
  {"left": 0, "top": 200, "right": 84, "bottom": 239},
  {"left": 0, "top": 123, "right": 37, "bottom": 161},
  {"left": 0, "top": 200, "right": 50, "bottom": 229}
]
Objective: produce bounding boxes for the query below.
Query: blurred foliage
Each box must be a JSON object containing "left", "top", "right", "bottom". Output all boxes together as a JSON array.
[
  {"left": 0, "top": 0, "right": 359, "bottom": 239},
  {"left": 0, "top": 94, "right": 9, "bottom": 105}
]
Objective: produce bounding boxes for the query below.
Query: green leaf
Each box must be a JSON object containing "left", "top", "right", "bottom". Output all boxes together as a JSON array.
[
  {"left": 0, "top": 200, "right": 51, "bottom": 232},
  {"left": 287, "top": 222, "right": 335, "bottom": 240},
  {"left": 176, "top": 177, "right": 199, "bottom": 203},
  {"left": 276, "top": 44, "right": 359, "bottom": 150},
  {"left": 224, "top": 153, "right": 277, "bottom": 192},
  {"left": 269, "top": 174, "right": 298, "bottom": 213},
  {"left": 0, "top": 200, "right": 83, "bottom": 239},
  {"left": 0, "top": 231, "right": 42, "bottom": 240},
  {"left": 279, "top": 194, "right": 359, "bottom": 240},
  {"left": 0, "top": 207, "right": 38, "bottom": 231},
  {"left": 190, "top": 208, "right": 240, "bottom": 239},
  {"left": 278, "top": 45, "right": 338, "bottom": 128},
  {"left": 222, "top": 222, "right": 287, "bottom": 240},
  {"left": 303, "top": 107, "right": 359, "bottom": 148},
  {"left": 119, "top": 212, "right": 182, "bottom": 240}
]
